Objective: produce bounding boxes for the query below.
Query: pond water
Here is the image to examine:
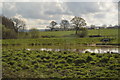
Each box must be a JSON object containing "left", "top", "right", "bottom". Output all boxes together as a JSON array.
[
  {"left": 3, "top": 45, "right": 119, "bottom": 53},
  {"left": 26, "top": 48, "right": 119, "bottom": 53}
]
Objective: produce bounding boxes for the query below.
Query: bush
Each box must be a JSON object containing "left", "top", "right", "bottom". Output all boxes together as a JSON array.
[
  {"left": 2, "top": 25, "right": 17, "bottom": 39},
  {"left": 100, "top": 57, "right": 109, "bottom": 63},
  {"left": 2, "top": 49, "right": 120, "bottom": 78},
  {"left": 90, "top": 61, "right": 96, "bottom": 65},
  {"left": 77, "top": 28, "right": 88, "bottom": 38},
  {"left": 67, "top": 58, "right": 73, "bottom": 63},
  {"left": 29, "top": 28, "right": 39, "bottom": 38},
  {"left": 86, "top": 56, "right": 93, "bottom": 62},
  {"left": 91, "top": 53, "right": 96, "bottom": 55},
  {"left": 74, "top": 58, "right": 86, "bottom": 65}
]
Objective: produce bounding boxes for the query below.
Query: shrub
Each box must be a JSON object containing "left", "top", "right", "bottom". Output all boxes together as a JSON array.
[
  {"left": 100, "top": 57, "right": 109, "bottom": 63},
  {"left": 22, "top": 65, "right": 29, "bottom": 70},
  {"left": 91, "top": 53, "right": 96, "bottom": 55},
  {"left": 2, "top": 25, "right": 17, "bottom": 39},
  {"left": 74, "top": 58, "right": 86, "bottom": 65},
  {"left": 90, "top": 61, "right": 96, "bottom": 65},
  {"left": 85, "top": 51, "right": 90, "bottom": 53},
  {"left": 67, "top": 58, "right": 73, "bottom": 63},
  {"left": 59, "top": 59, "right": 66, "bottom": 64},
  {"left": 29, "top": 28, "right": 39, "bottom": 38},
  {"left": 77, "top": 28, "right": 88, "bottom": 38},
  {"left": 96, "top": 54, "right": 103, "bottom": 58},
  {"left": 86, "top": 56, "right": 93, "bottom": 62}
]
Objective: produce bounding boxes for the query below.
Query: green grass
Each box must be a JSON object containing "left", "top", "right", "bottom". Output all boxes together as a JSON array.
[
  {"left": 2, "top": 29, "right": 120, "bottom": 79},
  {"left": 2, "top": 49, "right": 120, "bottom": 78},
  {"left": 88, "top": 28, "right": 118, "bottom": 37},
  {"left": 2, "top": 29, "right": 119, "bottom": 46},
  {"left": 37, "top": 28, "right": 119, "bottom": 38},
  {"left": 2, "top": 37, "right": 118, "bottom": 46},
  {"left": 17, "top": 28, "right": 119, "bottom": 38},
  {"left": 38, "top": 31, "right": 75, "bottom": 37}
]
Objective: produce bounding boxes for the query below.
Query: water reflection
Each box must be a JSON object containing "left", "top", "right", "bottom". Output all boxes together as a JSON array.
[
  {"left": 26, "top": 48, "right": 119, "bottom": 53},
  {"left": 83, "top": 48, "right": 119, "bottom": 53}
]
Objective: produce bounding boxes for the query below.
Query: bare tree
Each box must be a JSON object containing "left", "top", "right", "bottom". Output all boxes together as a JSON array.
[
  {"left": 71, "top": 16, "right": 87, "bottom": 34},
  {"left": 1, "top": 16, "right": 14, "bottom": 30},
  {"left": 49, "top": 21, "right": 57, "bottom": 31},
  {"left": 11, "top": 18, "right": 26, "bottom": 32},
  {"left": 60, "top": 20, "right": 69, "bottom": 30}
]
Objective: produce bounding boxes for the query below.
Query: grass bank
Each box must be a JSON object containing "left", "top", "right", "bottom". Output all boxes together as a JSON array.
[
  {"left": 2, "top": 29, "right": 119, "bottom": 46},
  {"left": 2, "top": 49, "right": 120, "bottom": 78}
]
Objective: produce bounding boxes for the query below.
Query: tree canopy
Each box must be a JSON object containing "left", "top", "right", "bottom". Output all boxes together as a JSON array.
[
  {"left": 71, "top": 16, "right": 87, "bottom": 34},
  {"left": 49, "top": 21, "right": 57, "bottom": 31},
  {"left": 1, "top": 16, "right": 26, "bottom": 39},
  {"left": 60, "top": 20, "right": 69, "bottom": 30},
  {"left": 11, "top": 18, "right": 26, "bottom": 32}
]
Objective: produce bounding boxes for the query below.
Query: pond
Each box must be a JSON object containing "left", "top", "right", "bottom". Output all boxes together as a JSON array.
[
  {"left": 25, "top": 47, "right": 119, "bottom": 53},
  {"left": 2, "top": 45, "right": 119, "bottom": 53}
]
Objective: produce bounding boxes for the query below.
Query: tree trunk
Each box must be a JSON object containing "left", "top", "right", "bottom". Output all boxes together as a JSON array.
[
  {"left": 75, "top": 29, "right": 78, "bottom": 34},
  {"left": 75, "top": 26, "right": 79, "bottom": 35}
]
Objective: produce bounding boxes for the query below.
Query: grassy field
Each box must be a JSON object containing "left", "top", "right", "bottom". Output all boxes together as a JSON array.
[
  {"left": 2, "top": 37, "right": 119, "bottom": 46},
  {"left": 2, "top": 28, "right": 120, "bottom": 79},
  {"left": 2, "top": 29, "right": 119, "bottom": 46},
  {"left": 2, "top": 49, "right": 120, "bottom": 78},
  {"left": 30, "top": 28, "right": 119, "bottom": 38}
]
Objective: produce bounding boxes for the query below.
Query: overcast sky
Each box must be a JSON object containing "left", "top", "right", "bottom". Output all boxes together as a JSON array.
[{"left": 1, "top": 0, "right": 119, "bottom": 29}]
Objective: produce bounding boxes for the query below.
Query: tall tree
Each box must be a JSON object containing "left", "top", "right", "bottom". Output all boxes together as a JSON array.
[
  {"left": 60, "top": 20, "right": 69, "bottom": 30},
  {"left": 1, "top": 16, "right": 14, "bottom": 30},
  {"left": 11, "top": 18, "right": 26, "bottom": 32},
  {"left": 71, "top": 16, "right": 87, "bottom": 34},
  {"left": 1, "top": 16, "right": 18, "bottom": 39},
  {"left": 49, "top": 21, "right": 57, "bottom": 31}
]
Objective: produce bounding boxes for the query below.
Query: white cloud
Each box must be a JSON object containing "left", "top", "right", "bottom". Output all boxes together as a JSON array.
[
  {"left": 2, "top": 2, "right": 118, "bottom": 29},
  {"left": 1, "top": 0, "right": 119, "bottom": 2},
  {"left": 0, "top": 3, "right": 2, "bottom": 15},
  {"left": 13, "top": 14, "right": 51, "bottom": 29}
]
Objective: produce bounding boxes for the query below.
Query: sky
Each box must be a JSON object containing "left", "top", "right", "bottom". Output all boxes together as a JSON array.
[{"left": 0, "top": 0, "right": 119, "bottom": 29}]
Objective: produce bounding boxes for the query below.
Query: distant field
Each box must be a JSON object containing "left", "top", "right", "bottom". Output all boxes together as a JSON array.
[
  {"left": 2, "top": 29, "right": 119, "bottom": 46},
  {"left": 38, "top": 28, "right": 119, "bottom": 38},
  {"left": 2, "top": 37, "right": 119, "bottom": 46}
]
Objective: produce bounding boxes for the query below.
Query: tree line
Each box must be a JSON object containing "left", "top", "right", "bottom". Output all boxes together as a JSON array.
[
  {"left": 0, "top": 16, "right": 26, "bottom": 39},
  {"left": 1, "top": 16, "right": 87, "bottom": 39},
  {"left": 47, "top": 16, "right": 87, "bottom": 35}
]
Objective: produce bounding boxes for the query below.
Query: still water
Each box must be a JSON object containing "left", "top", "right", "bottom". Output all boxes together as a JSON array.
[
  {"left": 26, "top": 48, "right": 119, "bottom": 53},
  {"left": 3, "top": 45, "right": 119, "bottom": 53}
]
